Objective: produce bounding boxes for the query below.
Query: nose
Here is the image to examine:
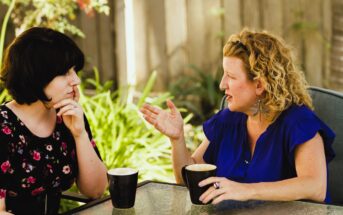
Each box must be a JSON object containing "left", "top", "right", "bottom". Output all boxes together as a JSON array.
[
  {"left": 69, "top": 70, "right": 80, "bottom": 86},
  {"left": 219, "top": 75, "right": 227, "bottom": 91}
]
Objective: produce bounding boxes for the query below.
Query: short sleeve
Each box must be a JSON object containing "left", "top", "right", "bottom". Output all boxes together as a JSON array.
[
  {"left": 203, "top": 110, "right": 224, "bottom": 143},
  {"left": 202, "top": 109, "right": 241, "bottom": 164},
  {"left": 286, "top": 107, "right": 335, "bottom": 164},
  {"left": 83, "top": 115, "right": 102, "bottom": 161}
]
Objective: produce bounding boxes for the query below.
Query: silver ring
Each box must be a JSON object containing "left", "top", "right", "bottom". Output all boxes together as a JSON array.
[{"left": 213, "top": 182, "right": 220, "bottom": 189}]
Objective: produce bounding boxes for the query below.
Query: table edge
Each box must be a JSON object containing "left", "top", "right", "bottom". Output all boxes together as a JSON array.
[{"left": 61, "top": 180, "right": 183, "bottom": 215}]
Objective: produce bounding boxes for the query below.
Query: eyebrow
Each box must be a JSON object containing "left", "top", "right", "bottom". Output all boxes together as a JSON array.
[{"left": 225, "top": 71, "right": 234, "bottom": 76}]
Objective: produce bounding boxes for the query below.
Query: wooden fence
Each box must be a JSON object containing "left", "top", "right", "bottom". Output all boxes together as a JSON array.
[
  {"left": 1, "top": 0, "right": 338, "bottom": 91},
  {"left": 121, "top": 0, "right": 333, "bottom": 91}
]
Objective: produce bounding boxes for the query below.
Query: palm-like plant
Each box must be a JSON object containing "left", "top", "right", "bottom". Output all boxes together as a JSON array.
[{"left": 0, "top": 0, "right": 15, "bottom": 70}]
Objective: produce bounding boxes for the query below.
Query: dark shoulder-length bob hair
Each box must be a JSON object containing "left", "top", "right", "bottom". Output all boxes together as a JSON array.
[{"left": 0, "top": 27, "right": 84, "bottom": 104}]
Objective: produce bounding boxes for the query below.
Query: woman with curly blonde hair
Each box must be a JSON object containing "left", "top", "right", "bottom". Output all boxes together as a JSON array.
[{"left": 140, "top": 29, "right": 335, "bottom": 203}]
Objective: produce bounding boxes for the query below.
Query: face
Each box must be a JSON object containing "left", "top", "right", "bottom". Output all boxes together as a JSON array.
[
  {"left": 220, "top": 57, "right": 263, "bottom": 114},
  {"left": 44, "top": 67, "right": 80, "bottom": 106}
]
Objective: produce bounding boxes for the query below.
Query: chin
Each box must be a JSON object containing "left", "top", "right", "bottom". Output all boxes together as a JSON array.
[
  {"left": 228, "top": 104, "right": 243, "bottom": 113},
  {"left": 227, "top": 103, "right": 235, "bottom": 111}
]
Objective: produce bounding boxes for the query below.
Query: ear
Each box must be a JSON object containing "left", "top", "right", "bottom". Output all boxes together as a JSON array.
[{"left": 254, "top": 78, "right": 265, "bottom": 96}]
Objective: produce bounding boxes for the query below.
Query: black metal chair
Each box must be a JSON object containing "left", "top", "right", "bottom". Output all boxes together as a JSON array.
[
  {"left": 220, "top": 86, "right": 343, "bottom": 205},
  {"left": 308, "top": 86, "right": 343, "bottom": 205}
]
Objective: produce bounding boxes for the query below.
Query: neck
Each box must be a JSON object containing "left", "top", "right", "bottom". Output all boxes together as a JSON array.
[
  {"left": 8, "top": 100, "right": 55, "bottom": 121},
  {"left": 247, "top": 112, "right": 270, "bottom": 128}
]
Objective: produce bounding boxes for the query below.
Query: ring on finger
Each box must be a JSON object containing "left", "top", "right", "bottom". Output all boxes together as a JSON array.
[{"left": 213, "top": 182, "right": 220, "bottom": 189}]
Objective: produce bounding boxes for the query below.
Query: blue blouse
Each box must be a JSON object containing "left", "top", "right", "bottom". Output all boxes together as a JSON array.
[{"left": 203, "top": 105, "right": 335, "bottom": 203}]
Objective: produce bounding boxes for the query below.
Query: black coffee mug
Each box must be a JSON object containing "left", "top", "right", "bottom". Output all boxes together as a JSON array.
[
  {"left": 107, "top": 168, "right": 138, "bottom": 208},
  {"left": 181, "top": 164, "right": 217, "bottom": 205}
]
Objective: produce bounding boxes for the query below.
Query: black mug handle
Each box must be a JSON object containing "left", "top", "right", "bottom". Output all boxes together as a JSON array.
[{"left": 181, "top": 165, "right": 189, "bottom": 188}]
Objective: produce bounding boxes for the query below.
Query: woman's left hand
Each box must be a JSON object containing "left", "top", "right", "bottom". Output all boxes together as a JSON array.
[
  {"left": 199, "top": 177, "right": 252, "bottom": 204},
  {"left": 53, "top": 87, "right": 85, "bottom": 137}
]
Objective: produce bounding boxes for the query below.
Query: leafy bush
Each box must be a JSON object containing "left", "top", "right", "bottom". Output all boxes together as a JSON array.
[{"left": 79, "top": 69, "right": 175, "bottom": 182}]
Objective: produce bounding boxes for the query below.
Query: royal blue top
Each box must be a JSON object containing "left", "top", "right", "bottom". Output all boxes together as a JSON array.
[{"left": 203, "top": 105, "right": 335, "bottom": 203}]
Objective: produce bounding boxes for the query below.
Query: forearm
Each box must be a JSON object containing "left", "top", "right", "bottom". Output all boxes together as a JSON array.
[
  {"left": 248, "top": 176, "right": 326, "bottom": 202},
  {"left": 75, "top": 132, "right": 108, "bottom": 198},
  {"left": 249, "top": 135, "right": 327, "bottom": 202},
  {"left": 171, "top": 135, "right": 195, "bottom": 184}
]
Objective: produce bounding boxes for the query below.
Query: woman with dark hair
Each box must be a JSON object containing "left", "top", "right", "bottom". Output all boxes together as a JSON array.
[
  {"left": 0, "top": 27, "right": 107, "bottom": 214},
  {"left": 141, "top": 29, "right": 335, "bottom": 204}
]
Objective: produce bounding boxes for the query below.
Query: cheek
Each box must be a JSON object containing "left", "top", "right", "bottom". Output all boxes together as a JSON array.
[{"left": 230, "top": 81, "right": 244, "bottom": 93}]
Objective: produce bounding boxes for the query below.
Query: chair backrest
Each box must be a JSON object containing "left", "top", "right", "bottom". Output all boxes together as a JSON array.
[
  {"left": 308, "top": 86, "right": 343, "bottom": 205},
  {"left": 219, "top": 87, "right": 343, "bottom": 204}
]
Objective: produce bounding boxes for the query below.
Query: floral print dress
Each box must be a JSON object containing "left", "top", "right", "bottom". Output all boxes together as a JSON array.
[{"left": 0, "top": 104, "right": 101, "bottom": 214}]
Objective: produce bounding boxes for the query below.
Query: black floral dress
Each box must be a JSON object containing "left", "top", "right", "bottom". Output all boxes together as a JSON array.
[{"left": 0, "top": 104, "right": 101, "bottom": 214}]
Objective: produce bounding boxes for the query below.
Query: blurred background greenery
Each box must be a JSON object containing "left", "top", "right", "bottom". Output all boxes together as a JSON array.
[{"left": 2, "top": 0, "right": 342, "bottom": 212}]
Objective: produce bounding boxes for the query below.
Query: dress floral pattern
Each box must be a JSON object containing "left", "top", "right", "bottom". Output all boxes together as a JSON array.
[{"left": 0, "top": 104, "right": 100, "bottom": 211}]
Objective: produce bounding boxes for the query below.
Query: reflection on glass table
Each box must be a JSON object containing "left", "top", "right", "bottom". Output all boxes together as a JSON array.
[{"left": 65, "top": 181, "right": 343, "bottom": 215}]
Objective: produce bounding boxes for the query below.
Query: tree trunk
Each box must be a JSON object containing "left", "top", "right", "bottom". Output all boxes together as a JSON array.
[{"left": 330, "top": 0, "right": 343, "bottom": 91}]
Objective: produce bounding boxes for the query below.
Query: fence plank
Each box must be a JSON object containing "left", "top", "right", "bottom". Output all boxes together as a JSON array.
[
  {"left": 114, "top": 0, "right": 127, "bottom": 89},
  {"left": 261, "top": 0, "right": 283, "bottom": 35},
  {"left": 322, "top": 0, "right": 332, "bottom": 88},
  {"left": 98, "top": 1, "right": 115, "bottom": 83},
  {"left": 303, "top": 0, "right": 323, "bottom": 86},
  {"left": 77, "top": 12, "right": 100, "bottom": 78},
  {"left": 242, "top": 0, "right": 261, "bottom": 29},
  {"left": 145, "top": 0, "right": 168, "bottom": 91},
  {"left": 186, "top": 0, "right": 206, "bottom": 70},
  {"left": 165, "top": 0, "right": 188, "bottom": 80},
  {"left": 186, "top": 0, "right": 222, "bottom": 75},
  {"left": 283, "top": 0, "right": 305, "bottom": 69},
  {"left": 132, "top": 0, "right": 149, "bottom": 89},
  {"left": 223, "top": 0, "right": 242, "bottom": 39}
]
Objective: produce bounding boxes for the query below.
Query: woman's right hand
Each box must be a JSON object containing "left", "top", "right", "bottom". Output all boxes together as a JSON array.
[{"left": 140, "top": 99, "right": 184, "bottom": 140}]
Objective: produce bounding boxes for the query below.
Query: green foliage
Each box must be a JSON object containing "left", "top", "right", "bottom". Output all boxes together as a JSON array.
[
  {"left": 0, "top": 0, "right": 110, "bottom": 37},
  {"left": 79, "top": 69, "right": 174, "bottom": 182},
  {"left": 0, "top": 0, "right": 15, "bottom": 70},
  {"left": 169, "top": 65, "right": 223, "bottom": 125}
]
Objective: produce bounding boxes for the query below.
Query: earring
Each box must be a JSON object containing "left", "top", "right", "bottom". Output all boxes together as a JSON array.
[{"left": 251, "top": 99, "right": 261, "bottom": 116}]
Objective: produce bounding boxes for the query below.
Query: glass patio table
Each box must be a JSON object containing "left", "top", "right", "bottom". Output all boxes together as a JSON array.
[{"left": 64, "top": 181, "right": 343, "bottom": 215}]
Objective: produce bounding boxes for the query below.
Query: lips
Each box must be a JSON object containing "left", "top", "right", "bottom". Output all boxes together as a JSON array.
[
  {"left": 226, "top": 95, "right": 233, "bottom": 101},
  {"left": 67, "top": 91, "right": 75, "bottom": 98}
]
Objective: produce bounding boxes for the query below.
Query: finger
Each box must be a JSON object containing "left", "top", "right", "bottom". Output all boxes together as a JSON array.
[
  {"left": 202, "top": 188, "right": 227, "bottom": 204},
  {"left": 140, "top": 107, "right": 156, "bottom": 116},
  {"left": 73, "top": 86, "right": 80, "bottom": 102},
  {"left": 140, "top": 108, "right": 158, "bottom": 121},
  {"left": 166, "top": 99, "right": 178, "bottom": 114},
  {"left": 212, "top": 194, "right": 226, "bottom": 205},
  {"left": 199, "top": 186, "right": 216, "bottom": 202},
  {"left": 53, "top": 99, "right": 78, "bottom": 109},
  {"left": 199, "top": 177, "right": 218, "bottom": 187},
  {"left": 142, "top": 103, "right": 161, "bottom": 115},
  {"left": 142, "top": 114, "right": 157, "bottom": 126},
  {"left": 57, "top": 104, "right": 79, "bottom": 116},
  {"left": 58, "top": 109, "right": 77, "bottom": 117}
]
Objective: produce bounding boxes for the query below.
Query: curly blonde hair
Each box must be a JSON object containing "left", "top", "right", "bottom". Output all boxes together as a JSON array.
[{"left": 223, "top": 29, "right": 313, "bottom": 116}]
